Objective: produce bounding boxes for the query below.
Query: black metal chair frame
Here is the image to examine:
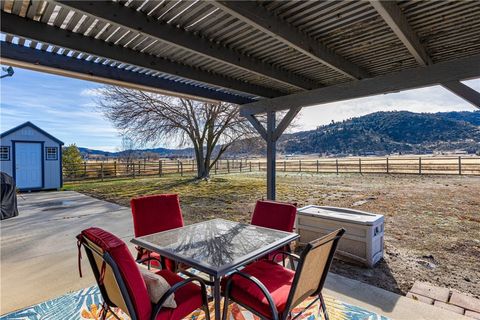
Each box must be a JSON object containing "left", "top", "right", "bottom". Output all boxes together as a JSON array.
[
  {"left": 222, "top": 229, "right": 345, "bottom": 320},
  {"left": 81, "top": 240, "right": 211, "bottom": 320}
]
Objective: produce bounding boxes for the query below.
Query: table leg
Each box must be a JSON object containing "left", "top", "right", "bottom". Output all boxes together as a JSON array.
[{"left": 213, "top": 276, "right": 222, "bottom": 320}]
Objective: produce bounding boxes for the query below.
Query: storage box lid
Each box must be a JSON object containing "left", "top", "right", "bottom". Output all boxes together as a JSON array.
[{"left": 297, "top": 205, "right": 384, "bottom": 226}]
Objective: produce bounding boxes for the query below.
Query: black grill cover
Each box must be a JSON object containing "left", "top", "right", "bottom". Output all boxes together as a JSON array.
[{"left": 1, "top": 172, "right": 18, "bottom": 220}]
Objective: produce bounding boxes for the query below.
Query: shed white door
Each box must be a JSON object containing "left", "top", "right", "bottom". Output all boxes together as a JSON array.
[{"left": 15, "top": 142, "right": 42, "bottom": 189}]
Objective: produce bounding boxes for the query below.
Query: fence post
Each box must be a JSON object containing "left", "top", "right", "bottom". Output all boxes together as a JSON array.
[
  {"left": 284, "top": 161, "right": 286, "bottom": 172},
  {"left": 144, "top": 158, "right": 146, "bottom": 171},
  {"left": 101, "top": 162, "right": 104, "bottom": 181},
  {"left": 240, "top": 161, "right": 242, "bottom": 172},
  {"left": 114, "top": 161, "right": 117, "bottom": 177},
  {"left": 227, "top": 160, "right": 230, "bottom": 173},
  {"left": 84, "top": 161, "right": 87, "bottom": 177},
  {"left": 133, "top": 162, "right": 136, "bottom": 178},
  {"left": 299, "top": 160, "right": 302, "bottom": 172},
  {"left": 386, "top": 157, "right": 389, "bottom": 174},
  {"left": 316, "top": 159, "right": 319, "bottom": 173},
  {"left": 359, "top": 158, "right": 362, "bottom": 174},
  {"left": 180, "top": 162, "right": 183, "bottom": 176},
  {"left": 215, "top": 161, "right": 218, "bottom": 175},
  {"left": 192, "top": 161, "right": 194, "bottom": 172},
  {"left": 250, "top": 162, "right": 252, "bottom": 172},
  {"left": 419, "top": 157, "right": 422, "bottom": 174},
  {"left": 258, "top": 162, "right": 261, "bottom": 171},
  {"left": 159, "top": 160, "right": 162, "bottom": 176},
  {"left": 138, "top": 161, "right": 141, "bottom": 175},
  {"left": 458, "top": 156, "right": 462, "bottom": 175},
  {"left": 336, "top": 159, "right": 339, "bottom": 175}
]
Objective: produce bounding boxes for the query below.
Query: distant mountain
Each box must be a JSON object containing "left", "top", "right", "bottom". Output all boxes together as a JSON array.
[
  {"left": 78, "top": 146, "right": 194, "bottom": 158},
  {"left": 77, "top": 111, "right": 480, "bottom": 157},
  {"left": 280, "top": 111, "right": 480, "bottom": 155}
]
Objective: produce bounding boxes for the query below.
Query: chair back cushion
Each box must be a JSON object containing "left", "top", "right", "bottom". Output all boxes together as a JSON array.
[
  {"left": 80, "top": 227, "right": 152, "bottom": 320},
  {"left": 251, "top": 200, "right": 297, "bottom": 232},
  {"left": 131, "top": 194, "right": 183, "bottom": 237},
  {"left": 290, "top": 229, "right": 345, "bottom": 308}
]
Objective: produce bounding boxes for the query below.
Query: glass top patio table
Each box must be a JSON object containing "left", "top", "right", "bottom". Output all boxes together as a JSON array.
[{"left": 131, "top": 218, "right": 299, "bottom": 277}]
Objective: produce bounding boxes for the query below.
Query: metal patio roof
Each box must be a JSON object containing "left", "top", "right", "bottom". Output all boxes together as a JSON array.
[{"left": 1, "top": 0, "right": 479, "bottom": 108}]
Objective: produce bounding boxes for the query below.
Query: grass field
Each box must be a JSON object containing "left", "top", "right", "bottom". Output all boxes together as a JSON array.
[{"left": 64, "top": 172, "right": 480, "bottom": 296}]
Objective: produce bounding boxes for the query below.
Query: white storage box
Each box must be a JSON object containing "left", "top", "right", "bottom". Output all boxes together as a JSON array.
[{"left": 296, "top": 205, "right": 384, "bottom": 267}]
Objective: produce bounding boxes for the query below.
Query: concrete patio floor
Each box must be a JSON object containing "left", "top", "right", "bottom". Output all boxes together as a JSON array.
[{"left": 0, "top": 191, "right": 469, "bottom": 319}]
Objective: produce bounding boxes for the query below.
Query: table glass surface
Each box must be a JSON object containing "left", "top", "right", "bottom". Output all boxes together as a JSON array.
[{"left": 132, "top": 218, "right": 297, "bottom": 273}]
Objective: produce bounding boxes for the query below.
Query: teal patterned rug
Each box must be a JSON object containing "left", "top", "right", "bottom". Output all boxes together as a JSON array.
[{"left": 1, "top": 286, "right": 389, "bottom": 320}]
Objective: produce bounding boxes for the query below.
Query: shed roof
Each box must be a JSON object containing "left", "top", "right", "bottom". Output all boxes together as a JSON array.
[
  {"left": 0, "top": 121, "right": 65, "bottom": 145},
  {"left": 0, "top": 0, "right": 479, "bottom": 110}
]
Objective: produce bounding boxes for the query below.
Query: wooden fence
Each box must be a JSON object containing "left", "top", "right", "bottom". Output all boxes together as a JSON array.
[{"left": 63, "top": 156, "right": 480, "bottom": 182}]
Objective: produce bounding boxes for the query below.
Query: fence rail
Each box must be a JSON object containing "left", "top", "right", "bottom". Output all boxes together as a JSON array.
[{"left": 63, "top": 156, "right": 480, "bottom": 182}]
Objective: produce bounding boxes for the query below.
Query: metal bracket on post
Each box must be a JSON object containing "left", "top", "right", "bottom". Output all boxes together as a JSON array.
[{"left": 245, "top": 107, "right": 302, "bottom": 200}]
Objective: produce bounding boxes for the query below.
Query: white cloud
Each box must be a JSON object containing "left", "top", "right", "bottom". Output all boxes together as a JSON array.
[{"left": 80, "top": 88, "right": 104, "bottom": 97}]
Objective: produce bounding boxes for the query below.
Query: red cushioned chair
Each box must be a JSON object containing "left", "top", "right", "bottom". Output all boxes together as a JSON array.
[
  {"left": 131, "top": 194, "right": 184, "bottom": 271},
  {"left": 221, "top": 228, "right": 345, "bottom": 320},
  {"left": 77, "top": 227, "right": 210, "bottom": 320},
  {"left": 251, "top": 200, "right": 297, "bottom": 264}
]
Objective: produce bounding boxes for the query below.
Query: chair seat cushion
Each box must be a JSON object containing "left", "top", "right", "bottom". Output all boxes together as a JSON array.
[
  {"left": 138, "top": 267, "right": 176, "bottom": 308},
  {"left": 221, "top": 260, "right": 295, "bottom": 318},
  {"left": 154, "top": 270, "right": 203, "bottom": 320}
]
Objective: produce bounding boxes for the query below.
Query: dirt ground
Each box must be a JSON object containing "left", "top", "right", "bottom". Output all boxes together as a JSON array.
[{"left": 64, "top": 172, "right": 480, "bottom": 297}]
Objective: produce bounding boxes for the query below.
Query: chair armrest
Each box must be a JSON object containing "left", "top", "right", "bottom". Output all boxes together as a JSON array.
[
  {"left": 136, "top": 256, "right": 163, "bottom": 270},
  {"left": 151, "top": 276, "right": 209, "bottom": 320},
  {"left": 225, "top": 271, "right": 279, "bottom": 320},
  {"left": 270, "top": 251, "right": 300, "bottom": 262},
  {"left": 136, "top": 256, "right": 163, "bottom": 265}
]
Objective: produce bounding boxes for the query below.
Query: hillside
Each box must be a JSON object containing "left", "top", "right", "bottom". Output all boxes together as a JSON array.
[
  {"left": 79, "top": 111, "right": 480, "bottom": 157},
  {"left": 280, "top": 111, "right": 480, "bottom": 155}
]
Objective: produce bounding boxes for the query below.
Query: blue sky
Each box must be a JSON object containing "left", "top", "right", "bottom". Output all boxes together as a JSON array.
[{"left": 1, "top": 66, "right": 479, "bottom": 151}]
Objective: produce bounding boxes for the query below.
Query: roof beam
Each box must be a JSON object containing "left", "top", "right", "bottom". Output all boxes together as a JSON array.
[
  {"left": 240, "top": 54, "right": 480, "bottom": 115},
  {"left": 1, "top": 11, "right": 283, "bottom": 99},
  {"left": 214, "top": 1, "right": 370, "bottom": 80},
  {"left": 370, "top": 0, "right": 479, "bottom": 108},
  {"left": 441, "top": 81, "right": 480, "bottom": 108},
  {"left": 370, "top": 0, "right": 432, "bottom": 66},
  {"left": 54, "top": 1, "right": 317, "bottom": 91},
  {"left": 0, "top": 42, "right": 254, "bottom": 104}
]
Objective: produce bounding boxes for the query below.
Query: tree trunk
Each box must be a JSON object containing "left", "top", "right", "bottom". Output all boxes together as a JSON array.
[{"left": 195, "top": 153, "right": 209, "bottom": 179}]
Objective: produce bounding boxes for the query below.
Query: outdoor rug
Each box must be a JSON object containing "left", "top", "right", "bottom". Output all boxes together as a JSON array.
[{"left": 1, "top": 286, "right": 389, "bottom": 320}]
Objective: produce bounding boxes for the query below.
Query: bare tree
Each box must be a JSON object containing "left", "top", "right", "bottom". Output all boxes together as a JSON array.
[{"left": 98, "top": 86, "right": 258, "bottom": 179}]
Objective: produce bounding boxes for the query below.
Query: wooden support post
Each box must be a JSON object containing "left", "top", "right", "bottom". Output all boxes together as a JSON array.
[
  {"left": 284, "top": 160, "right": 286, "bottom": 172},
  {"left": 419, "top": 157, "right": 422, "bottom": 174},
  {"left": 359, "top": 158, "right": 362, "bottom": 174},
  {"left": 336, "top": 159, "right": 339, "bottom": 175},
  {"left": 240, "top": 161, "right": 242, "bottom": 172},
  {"left": 227, "top": 160, "right": 230, "bottom": 173},
  {"left": 316, "top": 159, "right": 319, "bottom": 173},
  {"left": 250, "top": 162, "right": 252, "bottom": 172},
  {"left": 299, "top": 160, "right": 302, "bottom": 172},
  {"left": 266, "top": 111, "right": 276, "bottom": 200},
  {"left": 258, "top": 162, "right": 261, "bottom": 171},
  {"left": 159, "top": 160, "right": 162, "bottom": 176},
  {"left": 458, "top": 156, "right": 462, "bottom": 175},
  {"left": 180, "top": 162, "right": 183, "bottom": 176},
  {"left": 386, "top": 157, "right": 389, "bottom": 174},
  {"left": 84, "top": 161, "right": 87, "bottom": 177},
  {"left": 101, "top": 162, "right": 104, "bottom": 181},
  {"left": 132, "top": 162, "right": 136, "bottom": 178},
  {"left": 114, "top": 161, "right": 117, "bottom": 177}
]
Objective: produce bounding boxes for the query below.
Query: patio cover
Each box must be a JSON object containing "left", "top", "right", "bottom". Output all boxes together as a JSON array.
[{"left": 1, "top": 0, "right": 479, "bottom": 199}]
